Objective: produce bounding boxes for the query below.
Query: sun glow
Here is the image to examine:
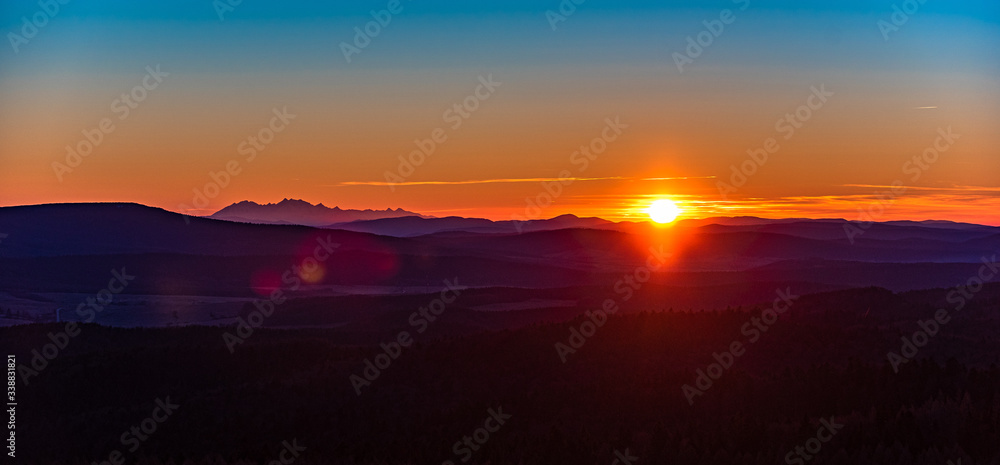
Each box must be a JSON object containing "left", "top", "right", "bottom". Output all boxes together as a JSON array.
[{"left": 646, "top": 199, "right": 682, "bottom": 224}]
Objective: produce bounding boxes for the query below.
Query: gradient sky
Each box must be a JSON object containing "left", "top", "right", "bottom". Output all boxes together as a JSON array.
[{"left": 1, "top": 0, "right": 998, "bottom": 223}]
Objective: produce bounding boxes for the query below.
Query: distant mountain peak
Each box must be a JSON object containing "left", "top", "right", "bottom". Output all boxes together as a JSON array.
[{"left": 210, "top": 199, "right": 423, "bottom": 227}]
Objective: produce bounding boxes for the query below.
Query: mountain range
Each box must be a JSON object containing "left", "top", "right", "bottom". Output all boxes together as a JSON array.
[
  {"left": 209, "top": 198, "right": 423, "bottom": 226},
  {"left": 205, "top": 199, "right": 1000, "bottom": 242},
  {"left": 1, "top": 202, "right": 998, "bottom": 329}
]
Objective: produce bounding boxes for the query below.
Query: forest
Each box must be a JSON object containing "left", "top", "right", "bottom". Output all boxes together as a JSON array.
[{"left": 3, "top": 284, "right": 999, "bottom": 464}]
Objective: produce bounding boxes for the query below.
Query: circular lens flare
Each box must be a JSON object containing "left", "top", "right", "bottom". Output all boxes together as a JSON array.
[{"left": 646, "top": 199, "right": 682, "bottom": 224}]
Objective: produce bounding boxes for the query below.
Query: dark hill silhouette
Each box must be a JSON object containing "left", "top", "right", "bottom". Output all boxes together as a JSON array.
[
  {"left": 693, "top": 220, "right": 999, "bottom": 242},
  {"left": 0, "top": 202, "right": 418, "bottom": 258},
  {"left": 324, "top": 213, "right": 617, "bottom": 236},
  {"left": 1, "top": 202, "right": 997, "bottom": 328}
]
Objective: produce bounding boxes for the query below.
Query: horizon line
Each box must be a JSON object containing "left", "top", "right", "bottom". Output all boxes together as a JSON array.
[{"left": 4, "top": 200, "right": 1000, "bottom": 228}]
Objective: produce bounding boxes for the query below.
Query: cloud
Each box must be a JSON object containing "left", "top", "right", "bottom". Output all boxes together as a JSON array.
[
  {"left": 841, "top": 184, "right": 1000, "bottom": 195},
  {"left": 333, "top": 176, "right": 714, "bottom": 187},
  {"left": 641, "top": 176, "right": 717, "bottom": 181}
]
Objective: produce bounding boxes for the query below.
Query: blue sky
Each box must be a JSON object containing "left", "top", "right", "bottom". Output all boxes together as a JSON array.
[
  {"left": 2, "top": 0, "right": 998, "bottom": 74},
  {"left": 2, "top": 0, "right": 998, "bottom": 20}
]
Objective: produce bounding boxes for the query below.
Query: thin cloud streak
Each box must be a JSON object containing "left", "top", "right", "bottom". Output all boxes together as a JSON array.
[
  {"left": 841, "top": 184, "right": 1000, "bottom": 194},
  {"left": 641, "top": 176, "right": 717, "bottom": 181},
  {"left": 333, "top": 176, "right": 714, "bottom": 187}
]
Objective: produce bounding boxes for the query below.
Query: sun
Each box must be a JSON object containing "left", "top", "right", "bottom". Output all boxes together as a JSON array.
[{"left": 646, "top": 199, "right": 682, "bottom": 224}]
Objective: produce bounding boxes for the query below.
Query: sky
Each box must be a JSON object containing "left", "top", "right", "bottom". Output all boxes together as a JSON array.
[{"left": 1, "top": 0, "right": 998, "bottom": 223}]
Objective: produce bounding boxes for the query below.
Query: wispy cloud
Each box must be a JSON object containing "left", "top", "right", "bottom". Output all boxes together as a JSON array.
[
  {"left": 333, "top": 176, "right": 713, "bottom": 187},
  {"left": 641, "top": 176, "right": 716, "bottom": 181},
  {"left": 841, "top": 184, "right": 1000, "bottom": 195}
]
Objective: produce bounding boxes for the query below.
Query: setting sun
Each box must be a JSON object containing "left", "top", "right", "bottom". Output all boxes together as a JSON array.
[{"left": 646, "top": 199, "right": 682, "bottom": 224}]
